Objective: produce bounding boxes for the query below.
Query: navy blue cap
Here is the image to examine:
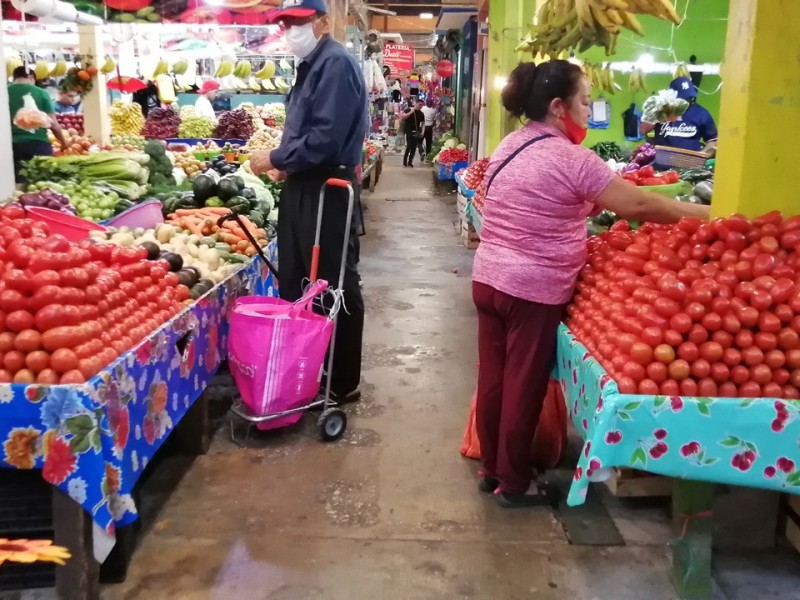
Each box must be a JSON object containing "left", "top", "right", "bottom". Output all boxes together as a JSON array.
[
  {"left": 670, "top": 77, "right": 697, "bottom": 100},
  {"left": 266, "top": 0, "right": 327, "bottom": 23}
]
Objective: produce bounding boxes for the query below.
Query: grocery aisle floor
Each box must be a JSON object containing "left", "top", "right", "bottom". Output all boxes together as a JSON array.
[{"left": 17, "top": 156, "right": 800, "bottom": 600}]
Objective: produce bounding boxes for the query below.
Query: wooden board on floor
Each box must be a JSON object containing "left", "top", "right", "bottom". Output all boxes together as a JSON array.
[{"left": 603, "top": 468, "right": 672, "bottom": 498}]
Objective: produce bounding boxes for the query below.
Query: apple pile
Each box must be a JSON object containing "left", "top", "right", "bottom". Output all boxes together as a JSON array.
[
  {"left": 567, "top": 211, "right": 800, "bottom": 400},
  {"left": 55, "top": 113, "right": 84, "bottom": 135}
]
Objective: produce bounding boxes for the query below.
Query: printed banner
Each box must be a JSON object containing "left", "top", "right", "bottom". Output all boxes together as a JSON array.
[{"left": 383, "top": 43, "right": 415, "bottom": 75}]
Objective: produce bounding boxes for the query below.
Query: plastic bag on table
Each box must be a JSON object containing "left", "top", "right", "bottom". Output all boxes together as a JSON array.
[
  {"left": 14, "top": 94, "right": 50, "bottom": 132},
  {"left": 460, "top": 378, "right": 567, "bottom": 469}
]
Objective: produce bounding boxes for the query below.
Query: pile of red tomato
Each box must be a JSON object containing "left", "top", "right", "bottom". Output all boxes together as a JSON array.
[
  {"left": 0, "top": 205, "right": 187, "bottom": 385},
  {"left": 568, "top": 211, "right": 800, "bottom": 400},
  {"left": 460, "top": 158, "right": 489, "bottom": 191}
]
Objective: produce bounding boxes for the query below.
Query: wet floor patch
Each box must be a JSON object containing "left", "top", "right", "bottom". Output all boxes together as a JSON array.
[
  {"left": 340, "top": 427, "right": 381, "bottom": 447},
  {"left": 318, "top": 480, "right": 380, "bottom": 528}
]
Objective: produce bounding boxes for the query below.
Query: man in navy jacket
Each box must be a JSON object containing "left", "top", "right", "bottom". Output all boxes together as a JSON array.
[{"left": 250, "top": 0, "right": 368, "bottom": 403}]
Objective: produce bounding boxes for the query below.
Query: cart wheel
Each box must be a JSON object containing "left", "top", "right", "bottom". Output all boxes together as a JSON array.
[{"left": 320, "top": 408, "right": 347, "bottom": 442}]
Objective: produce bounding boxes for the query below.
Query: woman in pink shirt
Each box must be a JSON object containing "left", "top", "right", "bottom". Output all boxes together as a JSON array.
[{"left": 473, "top": 60, "right": 709, "bottom": 508}]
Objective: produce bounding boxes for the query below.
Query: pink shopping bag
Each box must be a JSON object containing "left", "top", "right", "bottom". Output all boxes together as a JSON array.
[{"left": 229, "top": 281, "right": 334, "bottom": 430}]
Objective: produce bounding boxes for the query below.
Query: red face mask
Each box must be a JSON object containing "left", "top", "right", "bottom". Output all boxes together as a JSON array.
[{"left": 563, "top": 112, "right": 587, "bottom": 145}]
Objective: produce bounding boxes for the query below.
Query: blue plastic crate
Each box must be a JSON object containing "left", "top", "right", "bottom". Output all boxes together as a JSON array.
[{"left": 438, "top": 161, "right": 469, "bottom": 181}]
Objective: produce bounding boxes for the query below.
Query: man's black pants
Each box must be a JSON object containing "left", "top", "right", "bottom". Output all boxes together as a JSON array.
[
  {"left": 13, "top": 141, "right": 53, "bottom": 183},
  {"left": 278, "top": 168, "right": 364, "bottom": 396},
  {"left": 404, "top": 132, "right": 419, "bottom": 166},
  {"left": 424, "top": 125, "right": 434, "bottom": 156}
]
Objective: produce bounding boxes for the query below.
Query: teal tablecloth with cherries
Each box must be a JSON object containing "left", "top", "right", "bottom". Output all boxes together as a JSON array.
[{"left": 555, "top": 323, "right": 800, "bottom": 507}]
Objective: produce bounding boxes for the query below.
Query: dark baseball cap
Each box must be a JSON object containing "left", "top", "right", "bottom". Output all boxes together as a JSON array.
[
  {"left": 266, "top": 0, "right": 327, "bottom": 23},
  {"left": 670, "top": 77, "right": 698, "bottom": 100}
]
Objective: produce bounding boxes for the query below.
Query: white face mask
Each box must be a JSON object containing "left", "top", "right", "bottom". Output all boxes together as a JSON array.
[{"left": 285, "top": 23, "right": 319, "bottom": 60}]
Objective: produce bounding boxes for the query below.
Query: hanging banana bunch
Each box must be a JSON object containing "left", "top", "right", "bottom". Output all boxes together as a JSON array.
[
  {"left": 628, "top": 67, "right": 647, "bottom": 93},
  {"left": 516, "top": 0, "right": 681, "bottom": 58},
  {"left": 673, "top": 62, "right": 691, "bottom": 79},
  {"left": 584, "top": 62, "right": 619, "bottom": 94}
]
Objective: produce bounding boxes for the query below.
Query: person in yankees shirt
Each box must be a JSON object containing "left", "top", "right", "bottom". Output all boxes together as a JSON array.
[{"left": 640, "top": 77, "right": 718, "bottom": 154}]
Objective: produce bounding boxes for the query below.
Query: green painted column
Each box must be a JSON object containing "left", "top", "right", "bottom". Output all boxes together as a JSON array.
[{"left": 485, "top": 0, "right": 535, "bottom": 153}]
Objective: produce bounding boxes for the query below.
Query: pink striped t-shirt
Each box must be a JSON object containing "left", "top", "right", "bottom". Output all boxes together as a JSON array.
[{"left": 473, "top": 121, "right": 615, "bottom": 305}]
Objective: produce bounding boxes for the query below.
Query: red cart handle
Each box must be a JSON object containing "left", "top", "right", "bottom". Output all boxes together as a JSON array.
[{"left": 325, "top": 178, "right": 351, "bottom": 189}]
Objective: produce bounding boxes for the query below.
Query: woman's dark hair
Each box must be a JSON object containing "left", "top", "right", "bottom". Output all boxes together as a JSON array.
[{"left": 501, "top": 60, "right": 584, "bottom": 121}]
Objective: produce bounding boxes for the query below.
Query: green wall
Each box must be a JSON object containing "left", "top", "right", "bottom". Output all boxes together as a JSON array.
[{"left": 579, "top": 0, "right": 729, "bottom": 149}]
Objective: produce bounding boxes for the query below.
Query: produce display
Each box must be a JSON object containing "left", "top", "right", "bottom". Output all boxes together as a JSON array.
[
  {"left": 21, "top": 153, "right": 150, "bottom": 204},
  {"left": 109, "top": 100, "right": 145, "bottom": 137},
  {"left": 141, "top": 107, "right": 181, "bottom": 140},
  {"left": 620, "top": 165, "right": 681, "bottom": 187},
  {"left": 174, "top": 153, "right": 206, "bottom": 178},
  {"left": 0, "top": 204, "right": 186, "bottom": 384},
  {"left": 111, "top": 134, "right": 146, "bottom": 152},
  {"left": 143, "top": 140, "right": 176, "bottom": 188},
  {"left": 431, "top": 132, "right": 466, "bottom": 163},
  {"left": 214, "top": 109, "right": 255, "bottom": 140},
  {"left": 22, "top": 179, "right": 128, "bottom": 222},
  {"left": 458, "top": 158, "right": 489, "bottom": 191},
  {"left": 584, "top": 63, "right": 618, "bottom": 95},
  {"left": 90, "top": 225, "right": 249, "bottom": 296},
  {"left": 438, "top": 148, "right": 469, "bottom": 164},
  {"left": 55, "top": 113, "right": 84, "bottom": 135},
  {"left": 11, "top": 188, "right": 77, "bottom": 215},
  {"left": 242, "top": 127, "right": 282, "bottom": 152},
  {"left": 256, "top": 103, "right": 286, "bottom": 127},
  {"left": 205, "top": 154, "right": 241, "bottom": 176},
  {"left": 164, "top": 209, "right": 268, "bottom": 259},
  {"left": 178, "top": 106, "right": 216, "bottom": 139},
  {"left": 568, "top": 212, "right": 800, "bottom": 400},
  {"left": 516, "top": 0, "right": 681, "bottom": 57},
  {"left": 188, "top": 172, "right": 271, "bottom": 227},
  {"left": 50, "top": 132, "right": 96, "bottom": 157},
  {"left": 629, "top": 143, "right": 656, "bottom": 166},
  {"left": 591, "top": 141, "right": 626, "bottom": 162}
]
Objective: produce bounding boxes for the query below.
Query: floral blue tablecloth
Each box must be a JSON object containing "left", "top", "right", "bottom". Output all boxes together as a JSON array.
[
  {"left": 0, "top": 244, "right": 277, "bottom": 539},
  {"left": 555, "top": 323, "right": 800, "bottom": 507}
]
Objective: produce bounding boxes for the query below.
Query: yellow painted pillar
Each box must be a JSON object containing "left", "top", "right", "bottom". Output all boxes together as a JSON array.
[
  {"left": 713, "top": 0, "right": 800, "bottom": 218},
  {"left": 78, "top": 25, "right": 110, "bottom": 145},
  {"left": 485, "top": 0, "right": 535, "bottom": 153},
  {"left": 328, "top": 0, "right": 348, "bottom": 43}
]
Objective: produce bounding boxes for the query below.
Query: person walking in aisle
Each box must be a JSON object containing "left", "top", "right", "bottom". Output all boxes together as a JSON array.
[
  {"left": 420, "top": 99, "right": 437, "bottom": 160},
  {"left": 249, "top": 0, "right": 368, "bottom": 404},
  {"left": 8, "top": 67, "right": 68, "bottom": 182},
  {"left": 399, "top": 98, "right": 424, "bottom": 167},
  {"left": 473, "top": 60, "right": 710, "bottom": 508}
]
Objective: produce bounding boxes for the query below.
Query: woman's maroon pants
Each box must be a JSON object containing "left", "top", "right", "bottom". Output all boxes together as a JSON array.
[{"left": 473, "top": 281, "right": 564, "bottom": 494}]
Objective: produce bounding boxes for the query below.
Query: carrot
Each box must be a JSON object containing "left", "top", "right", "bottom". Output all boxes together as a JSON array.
[
  {"left": 175, "top": 208, "right": 205, "bottom": 217},
  {"left": 222, "top": 221, "right": 247, "bottom": 238},
  {"left": 244, "top": 246, "right": 256, "bottom": 257},
  {"left": 196, "top": 207, "right": 231, "bottom": 215},
  {"left": 182, "top": 219, "right": 205, "bottom": 237}
]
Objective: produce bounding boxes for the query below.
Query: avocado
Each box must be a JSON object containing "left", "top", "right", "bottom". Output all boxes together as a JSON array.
[{"left": 140, "top": 241, "right": 161, "bottom": 260}]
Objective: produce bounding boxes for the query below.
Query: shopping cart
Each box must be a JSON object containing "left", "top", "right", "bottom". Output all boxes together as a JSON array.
[{"left": 221, "top": 177, "right": 357, "bottom": 444}]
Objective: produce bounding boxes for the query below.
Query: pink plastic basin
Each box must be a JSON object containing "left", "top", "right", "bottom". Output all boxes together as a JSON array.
[
  {"left": 26, "top": 207, "right": 106, "bottom": 241},
  {"left": 106, "top": 200, "right": 164, "bottom": 229}
]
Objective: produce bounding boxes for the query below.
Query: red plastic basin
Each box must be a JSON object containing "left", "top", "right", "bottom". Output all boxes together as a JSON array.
[{"left": 26, "top": 207, "right": 106, "bottom": 241}]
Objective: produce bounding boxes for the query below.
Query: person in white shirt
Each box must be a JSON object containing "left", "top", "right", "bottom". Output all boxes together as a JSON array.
[
  {"left": 420, "top": 100, "right": 436, "bottom": 158},
  {"left": 194, "top": 80, "right": 220, "bottom": 120}
]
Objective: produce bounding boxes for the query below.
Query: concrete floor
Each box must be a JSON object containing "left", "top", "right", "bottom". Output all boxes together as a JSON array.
[{"left": 12, "top": 156, "right": 800, "bottom": 600}]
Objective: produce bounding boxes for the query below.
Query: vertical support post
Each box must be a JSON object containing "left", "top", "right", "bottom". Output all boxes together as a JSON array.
[
  {"left": 53, "top": 487, "right": 100, "bottom": 600},
  {"left": 0, "top": 27, "right": 17, "bottom": 196},
  {"left": 712, "top": 0, "right": 800, "bottom": 218},
  {"left": 670, "top": 480, "right": 714, "bottom": 600},
  {"left": 485, "top": 0, "right": 535, "bottom": 153},
  {"left": 78, "top": 25, "right": 110, "bottom": 145}
]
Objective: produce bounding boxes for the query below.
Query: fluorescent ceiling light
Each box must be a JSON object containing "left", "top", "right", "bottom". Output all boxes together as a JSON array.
[{"left": 419, "top": 12, "right": 434, "bottom": 19}]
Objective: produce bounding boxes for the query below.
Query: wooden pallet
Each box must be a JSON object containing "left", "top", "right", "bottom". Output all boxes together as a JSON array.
[{"left": 603, "top": 468, "right": 672, "bottom": 497}]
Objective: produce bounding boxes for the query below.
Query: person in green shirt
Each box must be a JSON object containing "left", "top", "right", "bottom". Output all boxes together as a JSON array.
[{"left": 8, "top": 67, "right": 67, "bottom": 182}]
